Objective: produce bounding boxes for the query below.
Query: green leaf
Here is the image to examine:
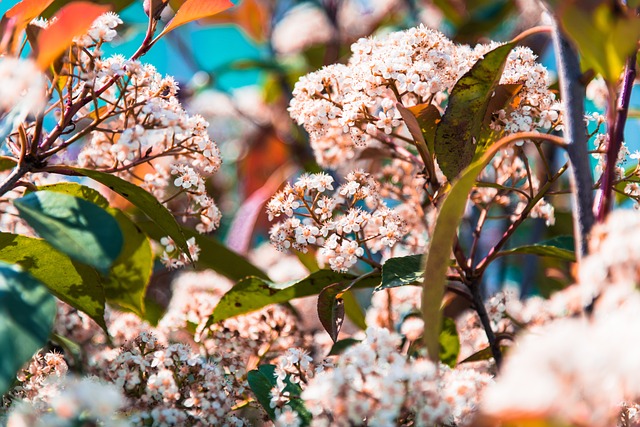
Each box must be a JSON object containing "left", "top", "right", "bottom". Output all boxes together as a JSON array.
[
  {"left": 342, "top": 290, "right": 366, "bottom": 331},
  {"left": 103, "top": 209, "right": 153, "bottom": 316},
  {"left": 496, "top": 236, "right": 576, "bottom": 262},
  {"left": 0, "top": 233, "right": 107, "bottom": 331},
  {"left": 317, "top": 283, "right": 347, "bottom": 343},
  {"left": 31, "top": 182, "right": 109, "bottom": 208},
  {"left": 29, "top": 183, "right": 152, "bottom": 316},
  {"left": 0, "top": 157, "right": 17, "bottom": 172},
  {"left": 247, "top": 364, "right": 311, "bottom": 425},
  {"left": 14, "top": 191, "right": 123, "bottom": 274},
  {"left": 434, "top": 42, "right": 515, "bottom": 181},
  {"left": 70, "top": 168, "right": 192, "bottom": 262},
  {"left": 379, "top": 254, "right": 423, "bottom": 291},
  {"left": 247, "top": 365, "right": 277, "bottom": 421},
  {"left": 209, "top": 270, "right": 380, "bottom": 324},
  {"left": 561, "top": 4, "right": 640, "bottom": 82},
  {"left": 136, "top": 219, "right": 268, "bottom": 281},
  {"left": 0, "top": 261, "right": 56, "bottom": 395},
  {"left": 422, "top": 135, "right": 517, "bottom": 361},
  {"left": 328, "top": 337, "right": 361, "bottom": 356},
  {"left": 439, "top": 317, "right": 460, "bottom": 368}
]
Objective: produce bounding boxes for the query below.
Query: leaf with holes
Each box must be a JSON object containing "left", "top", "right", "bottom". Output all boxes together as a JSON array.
[
  {"left": 0, "top": 233, "right": 107, "bottom": 331},
  {"left": 0, "top": 261, "right": 56, "bottom": 395},
  {"left": 159, "top": 0, "right": 233, "bottom": 37},
  {"left": 208, "top": 270, "right": 380, "bottom": 325},
  {"left": 434, "top": 43, "right": 515, "bottom": 181},
  {"left": 14, "top": 190, "right": 123, "bottom": 274}
]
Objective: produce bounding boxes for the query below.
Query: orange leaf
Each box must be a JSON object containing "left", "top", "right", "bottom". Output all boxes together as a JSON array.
[
  {"left": 36, "top": 2, "right": 110, "bottom": 70},
  {"left": 205, "top": 0, "right": 269, "bottom": 42},
  {"left": 5, "top": 0, "right": 54, "bottom": 22},
  {"left": 159, "top": 0, "right": 234, "bottom": 37},
  {"left": 2, "top": 0, "right": 54, "bottom": 55}
]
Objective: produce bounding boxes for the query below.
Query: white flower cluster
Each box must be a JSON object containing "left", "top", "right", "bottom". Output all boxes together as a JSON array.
[
  {"left": 159, "top": 235, "right": 200, "bottom": 270},
  {"left": 289, "top": 25, "right": 561, "bottom": 170},
  {"left": 301, "top": 327, "right": 491, "bottom": 426},
  {"left": 7, "top": 373, "right": 130, "bottom": 427},
  {"left": 482, "top": 296, "right": 640, "bottom": 427},
  {"left": 69, "top": 13, "right": 221, "bottom": 234},
  {"left": 267, "top": 171, "right": 407, "bottom": 271}
]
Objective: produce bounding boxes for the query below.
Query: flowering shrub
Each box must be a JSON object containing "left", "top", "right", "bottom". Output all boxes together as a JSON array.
[{"left": 2, "top": 0, "right": 640, "bottom": 426}]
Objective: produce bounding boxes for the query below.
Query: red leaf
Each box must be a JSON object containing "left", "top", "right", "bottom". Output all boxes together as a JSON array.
[
  {"left": 160, "top": 0, "right": 233, "bottom": 37},
  {"left": 36, "top": 2, "right": 110, "bottom": 70}
]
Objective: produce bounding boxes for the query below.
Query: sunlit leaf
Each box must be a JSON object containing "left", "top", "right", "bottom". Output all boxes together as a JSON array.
[
  {"left": 0, "top": 233, "right": 107, "bottom": 331},
  {"left": 209, "top": 270, "right": 380, "bottom": 324},
  {"left": 42, "top": 0, "right": 134, "bottom": 18},
  {"left": 204, "top": 0, "right": 269, "bottom": 42},
  {"left": 14, "top": 190, "right": 123, "bottom": 273},
  {"left": 561, "top": 4, "right": 640, "bottom": 82},
  {"left": 342, "top": 290, "right": 366, "bottom": 331},
  {"left": 31, "top": 182, "right": 109, "bottom": 207},
  {"left": 70, "top": 168, "right": 192, "bottom": 262},
  {"left": 0, "top": 157, "right": 17, "bottom": 172},
  {"left": 36, "top": 2, "right": 111, "bottom": 69},
  {"left": 379, "top": 254, "right": 423, "bottom": 291},
  {"left": 397, "top": 102, "right": 441, "bottom": 156},
  {"left": 0, "top": 261, "right": 56, "bottom": 395},
  {"left": 103, "top": 209, "right": 153, "bottom": 316},
  {"left": 159, "top": 0, "right": 234, "bottom": 37},
  {"left": 439, "top": 317, "right": 460, "bottom": 368},
  {"left": 422, "top": 135, "right": 517, "bottom": 361},
  {"left": 136, "top": 219, "right": 268, "bottom": 281},
  {"left": 496, "top": 236, "right": 576, "bottom": 262},
  {"left": 5, "top": 0, "right": 54, "bottom": 22},
  {"left": 434, "top": 42, "right": 515, "bottom": 181}
]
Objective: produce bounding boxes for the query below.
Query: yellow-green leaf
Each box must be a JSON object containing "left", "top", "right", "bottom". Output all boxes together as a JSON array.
[
  {"left": 561, "top": 4, "right": 640, "bottom": 82},
  {"left": 422, "top": 135, "right": 517, "bottom": 361}
]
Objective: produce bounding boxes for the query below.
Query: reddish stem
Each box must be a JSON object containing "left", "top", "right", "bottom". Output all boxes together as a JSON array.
[{"left": 596, "top": 54, "right": 637, "bottom": 221}]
